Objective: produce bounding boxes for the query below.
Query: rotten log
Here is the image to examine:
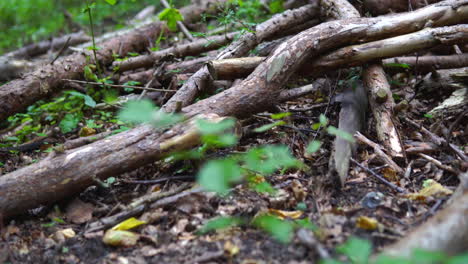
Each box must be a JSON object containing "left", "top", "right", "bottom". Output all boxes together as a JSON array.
[
  {"left": 1, "top": 0, "right": 468, "bottom": 218},
  {"left": 383, "top": 53, "right": 468, "bottom": 72},
  {"left": 0, "top": 0, "right": 227, "bottom": 122},
  {"left": 162, "top": 3, "right": 320, "bottom": 112}
]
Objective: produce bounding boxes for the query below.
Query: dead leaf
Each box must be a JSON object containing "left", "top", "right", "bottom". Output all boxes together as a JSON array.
[
  {"left": 268, "top": 209, "right": 303, "bottom": 220},
  {"left": 65, "top": 198, "right": 94, "bottom": 224},
  {"left": 406, "top": 179, "right": 453, "bottom": 201},
  {"left": 103, "top": 230, "right": 140, "bottom": 247},
  {"left": 356, "top": 216, "right": 379, "bottom": 230}
]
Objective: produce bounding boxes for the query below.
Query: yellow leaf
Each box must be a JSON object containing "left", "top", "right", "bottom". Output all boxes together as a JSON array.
[
  {"left": 406, "top": 180, "right": 453, "bottom": 201},
  {"left": 268, "top": 209, "right": 303, "bottom": 220},
  {"left": 103, "top": 230, "right": 139, "bottom": 247},
  {"left": 356, "top": 216, "right": 378, "bottom": 230},
  {"left": 111, "top": 217, "right": 146, "bottom": 231}
]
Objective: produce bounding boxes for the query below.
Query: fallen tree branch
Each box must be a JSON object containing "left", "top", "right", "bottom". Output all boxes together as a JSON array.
[
  {"left": 114, "top": 32, "right": 239, "bottom": 72},
  {"left": 1, "top": 0, "right": 467, "bottom": 218},
  {"left": 383, "top": 53, "right": 468, "bottom": 72},
  {"left": 0, "top": 0, "right": 227, "bottom": 121}
]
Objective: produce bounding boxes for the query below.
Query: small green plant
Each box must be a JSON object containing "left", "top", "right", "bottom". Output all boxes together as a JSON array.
[{"left": 158, "top": 3, "right": 184, "bottom": 32}]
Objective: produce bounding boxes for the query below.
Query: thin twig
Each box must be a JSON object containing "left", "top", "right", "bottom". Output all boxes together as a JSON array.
[
  {"left": 122, "top": 175, "right": 195, "bottom": 184},
  {"left": 351, "top": 158, "right": 407, "bottom": 193},
  {"left": 62, "top": 79, "right": 176, "bottom": 92},
  {"left": 355, "top": 132, "right": 404, "bottom": 175},
  {"left": 418, "top": 153, "right": 458, "bottom": 175},
  {"left": 50, "top": 36, "right": 71, "bottom": 65}
]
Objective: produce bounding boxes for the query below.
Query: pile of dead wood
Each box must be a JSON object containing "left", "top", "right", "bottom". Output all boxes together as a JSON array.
[{"left": 0, "top": 0, "right": 467, "bottom": 257}]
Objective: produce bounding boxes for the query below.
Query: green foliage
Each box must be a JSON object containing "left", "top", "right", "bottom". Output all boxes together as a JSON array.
[
  {"left": 306, "top": 140, "right": 322, "bottom": 153},
  {"left": 0, "top": 0, "right": 177, "bottom": 54},
  {"left": 197, "top": 158, "right": 243, "bottom": 194},
  {"left": 158, "top": 6, "right": 184, "bottom": 31},
  {"left": 118, "top": 99, "right": 183, "bottom": 128},
  {"left": 252, "top": 214, "right": 294, "bottom": 243},
  {"left": 244, "top": 145, "right": 301, "bottom": 175},
  {"left": 196, "top": 216, "right": 244, "bottom": 235},
  {"left": 327, "top": 126, "right": 355, "bottom": 143},
  {"left": 337, "top": 237, "right": 372, "bottom": 264}
]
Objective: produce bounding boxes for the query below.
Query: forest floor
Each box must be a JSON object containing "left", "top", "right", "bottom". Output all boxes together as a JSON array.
[{"left": 1, "top": 1, "right": 467, "bottom": 264}]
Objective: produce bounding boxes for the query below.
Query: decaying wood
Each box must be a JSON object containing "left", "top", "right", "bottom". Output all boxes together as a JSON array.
[
  {"left": 0, "top": 0, "right": 225, "bottom": 122},
  {"left": 363, "top": 64, "right": 405, "bottom": 160},
  {"left": 162, "top": 3, "right": 320, "bottom": 112},
  {"left": 383, "top": 53, "right": 468, "bottom": 72},
  {"left": 0, "top": 59, "right": 34, "bottom": 81},
  {"left": 114, "top": 32, "right": 238, "bottom": 72},
  {"left": 1, "top": 0, "right": 467, "bottom": 218},
  {"left": 383, "top": 173, "right": 468, "bottom": 256}
]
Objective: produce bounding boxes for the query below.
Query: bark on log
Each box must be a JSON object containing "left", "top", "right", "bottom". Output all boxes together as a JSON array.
[
  {"left": 383, "top": 53, "right": 468, "bottom": 72},
  {"left": 113, "top": 32, "right": 239, "bottom": 72},
  {"left": 363, "top": 65, "right": 405, "bottom": 160},
  {"left": 0, "top": 0, "right": 226, "bottom": 122},
  {"left": 119, "top": 56, "right": 214, "bottom": 85},
  {"left": 162, "top": 3, "right": 319, "bottom": 112},
  {"left": 363, "top": 0, "right": 442, "bottom": 16},
  {"left": 309, "top": 25, "right": 468, "bottom": 76},
  {"left": 194, "top": 25, "right": 468, "bottom": 80},
  {"left": 207, "top": 57, "right": 266, "bottom": 79},
  {"left": 1, "top": 0, "right": 467, "bottom": 218}
]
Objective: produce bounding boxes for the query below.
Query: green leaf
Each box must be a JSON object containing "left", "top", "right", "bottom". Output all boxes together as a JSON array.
[
  {"left": 59, "top": 113, "right": 81, "bottom": 133},
  {"left": 196, "top": 118, "right": 235, "bottom": 135},
  {"left": 201, "top": 133, "right": 238, "bottom": 148},
  {"left": 158, "top": 7, "right": 184, "bottom": 31},
  {"left": 103, "top": 0, "right": 117, "bottom": 5},
  {"left": 319, "top": 114, "right": 328, "bottom": 126},
  {"left": 244, "top": 145, "right": 301, "bottom": 175},
  {"left": 196, "top": 216, "right": 243, "bottom": 235},
  {"left": 67, "top": 91, "right": 96, "bottom": 108},
  {"left": 269, "top": 0, "right": 284, "bottom": 13},
  {"left": 337, "top": 237, "right": 372, "bottom": 264},
  {"left": 253, "top": 121, "right": 285, "bottom": 133},
  {"left": 383, "top": 63, "right": 411, "bottom": 69},
  {"left": 253, "top": 214, "right": 293, "bottom": 243},
  {"left": 83, "top": 65, "right": 98, "bottom": 82},
  {"left": 197, "top": 159, "right": 242, "bottom": 194},
  {"left": 306, "top": 140, "right": 322, "bottom": 153},
  {"left": 118, "top": 99, "right": 155, "bottom": 124},
  {"left": 327, "top": 126, "right": 355, "bottom": 143},
  {"left": 252, "top": 181, "right": 276, "bottom": 194},
  {"left": 294, "top": 218, "right": 317, "bottom": 232},
  {"left": 270, "top": 112, "right": 290, "bottom": 120}
]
